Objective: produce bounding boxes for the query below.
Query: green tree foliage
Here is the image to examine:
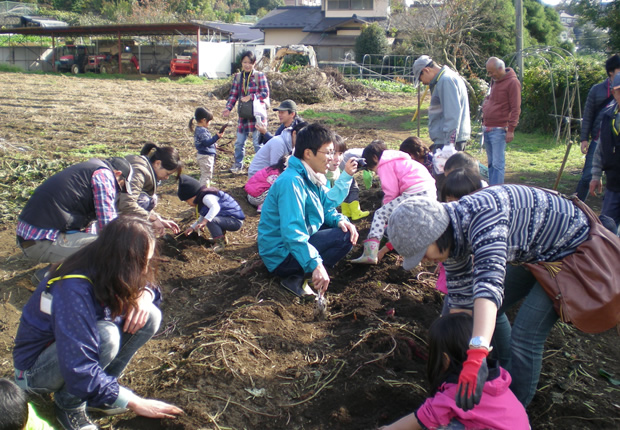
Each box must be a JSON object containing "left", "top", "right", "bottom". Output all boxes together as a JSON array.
[
  {"left": 523, "top": 0, "right": 563, "bottom": 45},
  {"left": 354, "top": 22, "right": 388, "bottom": 63},
  {"left": 575, "top": 0, "right": 620, "bottom": 52},
  {"left": 248, "top": 0, "right": 283, "bottom": 15}
]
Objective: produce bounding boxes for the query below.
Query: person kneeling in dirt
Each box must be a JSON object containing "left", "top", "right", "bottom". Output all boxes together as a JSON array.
[
  {"left": 120, "top": 143, "right": 183, "bottom": 237},
  {"left": 257, "top": 123, "right": 358, "bottom": 299},
  {"left": 16, "top": 157, "right": 133, "bottom": 283},
  {"left": 387, "top": 185, "right": 592, "bottom": 408},
  {"left": 13, "top": 217, "right": 183, "bottom": 430},
  {"left": 177, "top": 175, "right": 245, "bottom": 252}
]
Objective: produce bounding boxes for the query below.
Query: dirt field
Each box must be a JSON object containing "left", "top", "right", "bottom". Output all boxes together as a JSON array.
[{"left": 0, "top": 72, "right": 618, "bottom": 430}]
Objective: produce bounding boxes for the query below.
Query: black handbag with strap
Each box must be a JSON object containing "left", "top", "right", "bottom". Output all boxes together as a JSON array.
[{"left": 236, "top": 72, "right": 254, "bottom": 120}]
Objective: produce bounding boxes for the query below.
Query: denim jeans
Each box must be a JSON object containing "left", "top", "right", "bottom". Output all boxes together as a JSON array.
[
  {"left": 575, "top": 139, "right": 598, "bottom": 202},
  {"left": 601, "top": 189, "right": 620, "bottom": 230},
  {"left": 15, "top": 305, "right": 161, "bottom": 410},
  {"left": 491, "top": 265, "right": 558, "bottom": 407},
  {"left": 484, "top": 128, "right": 507, "bottom": 185},
  {"left": 206, "top": 216, "right": 243, "bottom": 239},
  {"left": 234, "top": 131, "right": 261, "bottom": 166},
  {"left": 273, "top": 228, "right": 353, "bottom": 278}
]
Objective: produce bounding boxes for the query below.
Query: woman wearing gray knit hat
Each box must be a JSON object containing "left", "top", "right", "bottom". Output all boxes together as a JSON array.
[{"left": 387, "top": 184, "right": 595, "bottom": 411}]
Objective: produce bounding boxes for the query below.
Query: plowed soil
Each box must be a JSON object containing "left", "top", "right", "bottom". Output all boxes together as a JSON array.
[{"left": 0, "top": 72, "right": 618, "bottom": 430}]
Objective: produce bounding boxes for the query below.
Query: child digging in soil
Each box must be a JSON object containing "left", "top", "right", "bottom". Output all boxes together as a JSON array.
[
  {"left": 189, "top": 107, "right": 224, "bottom": 187},
  {"left": 399, "top": 136, "right": 433, "bottom": 174},
  {"left": 178, "top": 175, "right": 245, "bottom": 252},
  {"left": 380, "top": 313, "right": 529, "bottom": 430},
  {"left": 350, "top": 140, "right": 436, "bottom": 264}
]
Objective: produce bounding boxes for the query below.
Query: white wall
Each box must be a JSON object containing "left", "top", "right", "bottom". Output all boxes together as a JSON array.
[
  {"left": 198, "top": 41, "right": 231, "bottom": 78},
  {"left": 0, "top": 46, "right": 53, "bottom": 71}
]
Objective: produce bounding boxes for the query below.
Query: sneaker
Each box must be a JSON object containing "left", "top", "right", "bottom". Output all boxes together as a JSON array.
[
  {"left": 86, "top": 404, "right": 129, "bottom": 416},
  {"left": 55, "top": 405, "right": 98, "bottom": 430},
  {"left": 280, "top": 275, "right": 317, "bottom": 300},
  {"left": 230, "top": 165, "right": 243, "bottom": 174},
  {"left": 257, "top": 204, "right": 263, "bottom": 213}
]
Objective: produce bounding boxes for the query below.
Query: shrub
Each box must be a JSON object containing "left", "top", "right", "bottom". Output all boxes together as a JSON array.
[
  {"left": 354, "top": 23, "right": 388, "bottom": 64},
  {"left": 519, "top": 56, "right": 606, "bottom": 133}
]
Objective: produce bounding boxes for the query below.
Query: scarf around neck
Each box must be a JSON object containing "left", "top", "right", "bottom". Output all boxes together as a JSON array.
[{"left": 301, "top": 159, "right": 327, "bottom": 187}]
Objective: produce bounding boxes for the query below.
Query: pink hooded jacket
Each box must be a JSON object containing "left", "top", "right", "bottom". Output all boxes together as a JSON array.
[
  {"left": 376, "top": 150, "right": 436, "bottom": 204},
  {"left": 416, "top": 366, "right": 529, "bottom": 430}
]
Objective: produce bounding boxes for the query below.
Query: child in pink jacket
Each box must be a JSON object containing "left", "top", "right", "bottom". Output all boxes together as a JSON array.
[
  {"left": 351, "top": 140, "right": 436, "bottom": 264},
  {"left": 244, "top": 155, "right": 288, "bottom": 213},
  {"left": 380, "top": 313, "right": 529, "bottom": 430}
]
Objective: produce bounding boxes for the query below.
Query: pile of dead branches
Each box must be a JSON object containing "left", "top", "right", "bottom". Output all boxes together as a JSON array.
[{"left": 212, "top": 67, "right": 379, "bottom": 105}]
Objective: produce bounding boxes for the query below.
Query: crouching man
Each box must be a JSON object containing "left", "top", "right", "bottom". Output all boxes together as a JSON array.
[{"left": 257, "top": 123, "right": 358, "bottom": 298}]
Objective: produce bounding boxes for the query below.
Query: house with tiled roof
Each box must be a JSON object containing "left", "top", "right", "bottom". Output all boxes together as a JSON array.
[{"left": 253, "top": 0, "right": 390, "bottom": 62}]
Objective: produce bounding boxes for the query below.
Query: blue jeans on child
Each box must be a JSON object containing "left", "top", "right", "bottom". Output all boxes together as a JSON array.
[
  {"left": 484, "top": 127, "right": 507, "bottom": 185},
  {"left": 206, "top": 216, "right": 243, "bottom": 239},
  {"left": 234, "top": 131, "right": 262, "bottom": 167},
  {"left": 273, "top": 228, "right": 353, "bottom": 278},
  {"left": 14, "top": 305, "right": 161, "bottom": 410},
  {"left": 491, "top": 265, "right": 558, "bottom": 407},
  {"left": 575, "top": 139, "right": 598, "bottom": 202}
]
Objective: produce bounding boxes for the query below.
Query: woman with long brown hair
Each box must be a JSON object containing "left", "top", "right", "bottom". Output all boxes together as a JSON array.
[{"left": 13, "top": 217, "right": 182, "bottom": 430}]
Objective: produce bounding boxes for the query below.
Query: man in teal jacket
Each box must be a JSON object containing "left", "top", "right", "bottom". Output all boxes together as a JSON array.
[{"left": 258, "top": 123, "right": 358, "bottom": 298}]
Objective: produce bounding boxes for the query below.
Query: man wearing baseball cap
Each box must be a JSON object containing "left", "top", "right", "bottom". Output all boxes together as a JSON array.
[
  {"left": 255, "top": 99, "right": 304, "bottom": 144},
  {"left": 16, "top": 157, "right": 133, "bottom": 268},
  {"left": 412, "top": 55, "right": 470, "bottom": 152},
  {"left": 589, "top": 71, "right": 620, "bottom": 233},
  {"left": 388, "top": 184, "right": 591, "bottom": 409}
]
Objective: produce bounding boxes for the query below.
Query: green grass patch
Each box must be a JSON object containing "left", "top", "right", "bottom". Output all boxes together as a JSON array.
[
  {"left": 301, "top": 106, "right": 419, "bottom": 129},
  {"left": 68, "top": 143, "right": 113, "bottom": 157},
  {"left": 353, "top": 78, "right": 417, "bottom": 93},
  {"left": 0, "top": 64, "right": 25, "bottom": 73},
  {"left": 300, "top": 109, "right": 355, "bottom": 125},
  {"left": 176, "top": 75, "right": 207, "bottom": 84}
]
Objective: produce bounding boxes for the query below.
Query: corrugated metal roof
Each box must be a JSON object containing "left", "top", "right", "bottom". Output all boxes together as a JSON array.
[{"left": 196, "top": 21, "right": 263, "bottom": 42}]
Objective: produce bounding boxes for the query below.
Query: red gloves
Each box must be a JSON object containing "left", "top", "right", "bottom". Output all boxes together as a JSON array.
[{"left": 455, "top": 348, "right": 489, "bottom": 411}]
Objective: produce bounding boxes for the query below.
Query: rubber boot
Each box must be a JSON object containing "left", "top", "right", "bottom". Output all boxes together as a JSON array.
[
  {"left": 340, "top": 202, "right": 351, "bottom": 218},
  {"left": 350, "top": 239, "right": 379, "bottom": 264},
  {"left": 349, "top": 200, "right": 370, "bottom": 220},
  {"left": 212, "top": 235, "right": 227, "bottom": 253}
]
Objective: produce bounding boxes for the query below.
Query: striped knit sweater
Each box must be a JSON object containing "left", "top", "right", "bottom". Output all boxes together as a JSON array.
[{"left": 443, "top": 185, "right": 590, "bottom": 310}]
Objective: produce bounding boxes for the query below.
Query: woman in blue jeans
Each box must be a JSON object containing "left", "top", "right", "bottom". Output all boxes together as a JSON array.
[
  {"left": 387, "top": 185, "right": 591, "bottom": 409},
  {"left": 13, "top": 217, "right": 182, "bottom": 430}
]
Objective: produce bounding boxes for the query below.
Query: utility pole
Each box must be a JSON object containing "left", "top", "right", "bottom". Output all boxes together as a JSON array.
[{"left": 515, "top": 0, "right": 524, "bottom": 81}]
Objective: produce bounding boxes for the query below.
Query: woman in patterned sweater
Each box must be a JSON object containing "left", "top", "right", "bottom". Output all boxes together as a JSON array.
[{"left": 387, "top": 185, "right": 590, "bottom": 409}]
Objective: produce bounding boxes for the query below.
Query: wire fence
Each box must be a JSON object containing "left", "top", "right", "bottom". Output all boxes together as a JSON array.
[{"left": 320, "top": 53, "right": 419, "bottom": 84}]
